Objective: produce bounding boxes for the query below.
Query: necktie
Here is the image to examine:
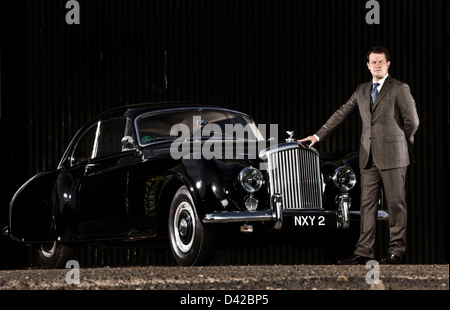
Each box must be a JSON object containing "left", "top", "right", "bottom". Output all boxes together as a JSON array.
[{"left": 371, "top": 82, "right": 380, "bottom": 104}]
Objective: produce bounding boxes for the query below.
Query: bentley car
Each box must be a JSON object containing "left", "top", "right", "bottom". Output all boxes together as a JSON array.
[{"left": 3, "top": 103, "right": 378, "bottom": 267}]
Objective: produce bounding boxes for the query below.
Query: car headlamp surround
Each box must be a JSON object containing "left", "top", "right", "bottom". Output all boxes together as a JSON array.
[
  {"left": 332, "top": 166, "right": 357, "bottom": 192},
  {"left": 239, "top": 167, "right": 263, "bottom": 193}
]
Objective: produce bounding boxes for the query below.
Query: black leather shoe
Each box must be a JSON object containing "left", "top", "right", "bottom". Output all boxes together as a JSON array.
[
  {"left": 380, "top": 253, "right": 402, "bottom": 264},
  {"left": 337, "top": 254, "right": 371, "bottom": 265}
]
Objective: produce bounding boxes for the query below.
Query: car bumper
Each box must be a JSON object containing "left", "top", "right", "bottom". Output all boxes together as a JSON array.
[
  {"left": 203, "top": 194, "right": 283, "bottom": 228},
  {"left": 203, "top": 193, "right": 352, "bottom": 230}
]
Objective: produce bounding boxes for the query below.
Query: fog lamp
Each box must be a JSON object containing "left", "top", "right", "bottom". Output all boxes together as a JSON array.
[{"left": 245, "top": 196, "right": 258, "bottom": 211}]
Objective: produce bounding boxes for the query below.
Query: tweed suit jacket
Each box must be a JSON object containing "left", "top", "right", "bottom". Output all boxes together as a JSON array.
[{"left": 315, "top": 76, "right": 420, "bottom": 170}]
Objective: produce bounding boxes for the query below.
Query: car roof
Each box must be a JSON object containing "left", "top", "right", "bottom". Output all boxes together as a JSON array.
[
  {"left": 58, "top": 102, "right": 251, "bottom": 169},
  {"left": 97, "top": 102, "right": 236, "bottom": 120}
]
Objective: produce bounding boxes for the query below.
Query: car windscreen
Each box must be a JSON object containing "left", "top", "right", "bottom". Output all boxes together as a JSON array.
[{"left": 135, "top": 109, "right": 264, "bottom": 146}]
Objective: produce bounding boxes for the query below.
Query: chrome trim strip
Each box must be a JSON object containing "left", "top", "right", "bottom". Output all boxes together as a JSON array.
[
  {"left": 273, "top": 193, "right": 283, "bottom": 229},
  {"left": 259, "top": 142, "right": 319, "bottom": 159},
  {"left": 203, "top": 210, "right": 275, "bottom": 223},
  {"left": 336, "top": 193, "right": 351, "bottom": 229},
  {"left": 203, "top": 194, "right": 284, "bottom": 229}
]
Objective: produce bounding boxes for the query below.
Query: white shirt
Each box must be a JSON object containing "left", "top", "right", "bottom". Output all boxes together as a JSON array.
[
  {"left": 372, "top": 73, "right": 389, "bottom": 93},
  {"left": 314, "top": 74, "right": 389, "bottom": 142}
]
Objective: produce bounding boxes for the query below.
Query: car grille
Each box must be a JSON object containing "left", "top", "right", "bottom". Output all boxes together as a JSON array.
[{"left": 265, "top": 145, "right": 323, "bottom": 210}]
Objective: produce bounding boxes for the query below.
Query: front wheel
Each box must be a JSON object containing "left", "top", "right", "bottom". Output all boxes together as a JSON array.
[{"left": 168, "top": 186, "right": 215, "bottom": 266}]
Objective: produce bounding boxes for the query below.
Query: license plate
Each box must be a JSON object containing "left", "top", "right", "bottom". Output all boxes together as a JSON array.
[
  {"left": 284, "top": 211, "right": 337, "bottom": 229},
  {"left": 293, "top": 215, "right": 326, "bottom": 227}
]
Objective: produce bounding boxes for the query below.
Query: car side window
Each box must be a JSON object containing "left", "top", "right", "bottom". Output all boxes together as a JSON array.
[
  {"left": 70, "top": 117, "right": 131, "bottom": 166},
  {"left": 71, "top": 123, "right": 98, "bottom": 166},
  {"left": 95, "top": 117, "right": 127, "bottom": 158}
]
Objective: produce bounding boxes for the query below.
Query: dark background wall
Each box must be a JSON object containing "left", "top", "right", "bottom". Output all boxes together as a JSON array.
[{"left": 0, "top": 0, "right": 448, "bottom": 267}]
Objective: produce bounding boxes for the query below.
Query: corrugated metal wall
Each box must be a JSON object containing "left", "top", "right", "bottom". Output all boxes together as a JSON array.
[{"left": 1, "top": 0, "right": 448, "bottom": 266}]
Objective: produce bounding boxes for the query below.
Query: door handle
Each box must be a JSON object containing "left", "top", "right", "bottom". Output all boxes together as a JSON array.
[{"left": 85, "top": 163, "right": 98, "bottom": 173}]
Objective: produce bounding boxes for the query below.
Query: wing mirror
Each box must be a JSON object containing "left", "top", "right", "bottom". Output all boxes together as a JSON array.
[{"left": 121, "top": 136, "right": 136, "bottom": 151}]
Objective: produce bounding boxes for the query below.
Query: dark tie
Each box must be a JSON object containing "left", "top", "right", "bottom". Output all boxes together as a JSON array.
[{"left": 371, "top": 82, "right": 380, "bottom": 104}]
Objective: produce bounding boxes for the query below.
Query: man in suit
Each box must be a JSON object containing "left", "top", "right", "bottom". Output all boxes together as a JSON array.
[{"left": 299, "top": 46, "right": 419, "bottom": 264}]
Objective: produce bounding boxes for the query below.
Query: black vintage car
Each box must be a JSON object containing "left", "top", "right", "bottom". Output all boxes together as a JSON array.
[{"left": 3, "top": 103, "right": 383, "bottom": 267}]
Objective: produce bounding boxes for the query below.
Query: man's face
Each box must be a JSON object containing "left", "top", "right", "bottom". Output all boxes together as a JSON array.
[{"left": 367, "top": 53, "right": 390, "bottom": 81}]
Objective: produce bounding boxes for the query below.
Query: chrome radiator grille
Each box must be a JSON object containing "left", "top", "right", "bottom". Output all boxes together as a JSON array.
[{"left": 266, "top": 146, "right": 323, "bottom": 209}]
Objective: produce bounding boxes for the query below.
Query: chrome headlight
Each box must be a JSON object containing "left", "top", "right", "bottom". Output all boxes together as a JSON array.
[
  {"left": 239, "top": 167, "right": 263, "bottom": 193},
  {"left": 332, "top": 166, "right": 356, "bottom": 192}
]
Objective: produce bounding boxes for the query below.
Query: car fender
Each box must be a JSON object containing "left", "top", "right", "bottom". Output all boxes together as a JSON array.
[
  {"left": 9, "top": 170, "right": 61, "bottom": 243},
  {"left": 151, "top": 157, "right": 245, "bottom": 235},
  {"left": 181, "top": 157, "right": 253, "bottom": 217},
  {"left": 320, "top": 152, "right": 361, "bottom": 211}
]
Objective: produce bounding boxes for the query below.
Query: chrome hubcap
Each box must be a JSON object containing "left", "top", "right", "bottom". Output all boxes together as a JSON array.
[
  {"left": 173, "top": 202, "right": 195, "bottom": 253},
  {"left": 41, "top": 242, "right": 56, "bottom": 258}
]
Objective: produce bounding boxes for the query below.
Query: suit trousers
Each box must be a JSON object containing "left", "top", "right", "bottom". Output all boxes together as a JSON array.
[{"left": 354, "top": 161, "right": 408, "bottom": 259}]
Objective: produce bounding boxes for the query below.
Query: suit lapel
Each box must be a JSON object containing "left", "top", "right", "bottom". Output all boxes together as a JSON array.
[
  {"left": 373, "top": 76, "right": 393, "bottom": 111},
  {"left": 362, "top": 82, "right": 372, "bottom": 115}
]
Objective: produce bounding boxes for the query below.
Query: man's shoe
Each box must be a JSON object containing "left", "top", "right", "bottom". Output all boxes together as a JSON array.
[
  {"left": 380, "top": 253, "right": 402, "bottom": 264},
  {"left": 337, "top": 254, "right": 371, "bottom": 265}
]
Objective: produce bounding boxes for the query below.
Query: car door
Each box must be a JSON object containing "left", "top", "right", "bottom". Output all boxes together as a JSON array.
[{"left": 74, "top": 117, "right": 137, "bottom": 239}]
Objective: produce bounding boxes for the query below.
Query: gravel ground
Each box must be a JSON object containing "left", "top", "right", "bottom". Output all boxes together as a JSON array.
[
  {"left": 0, "top": 264, "right": 447, "bottom": 291},
  {"left": 0, "top": 265, "right": 447, "bottom": 307}
]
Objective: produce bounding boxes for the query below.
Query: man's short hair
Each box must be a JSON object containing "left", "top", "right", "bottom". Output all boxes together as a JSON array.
[{"left": 367, "top": 45, "right": 390, "bottom": 62}]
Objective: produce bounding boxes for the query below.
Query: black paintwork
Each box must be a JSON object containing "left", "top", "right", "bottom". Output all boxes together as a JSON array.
[{"left": 7, "top": 103, "right": 360, "bottom": 245}]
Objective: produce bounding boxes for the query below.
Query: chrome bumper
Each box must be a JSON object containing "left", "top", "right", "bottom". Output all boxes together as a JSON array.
[
  {"left": 203, "top": 194, "right": 283, "bottom": 229},
  {"left": 350, "top": 210, "right": 389, "bottom": 220},
  {"left": 203, "top": 193, "right": 352, "bottom": 230},
  {"left": 336, "top": 193, "right": 351, "bottom": 229}
]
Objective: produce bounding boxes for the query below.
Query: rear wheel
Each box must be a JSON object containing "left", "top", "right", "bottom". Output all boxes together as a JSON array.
[
  {"left": 35, "top": 241, "right": 75, "bottom": 269},
  {"left": 34, "top": 202, "right": 75, "bottom": 269},
  {"left": 168, "top": 186, "right": 215, "bottom": 266}
]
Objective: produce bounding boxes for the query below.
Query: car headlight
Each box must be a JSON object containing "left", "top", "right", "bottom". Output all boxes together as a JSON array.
[
  {"left": 239, "top": 167, "right": 263, "bottom": 193},
  {"left": 332, "top": 166, "right": 356, "bottom": 192}
]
